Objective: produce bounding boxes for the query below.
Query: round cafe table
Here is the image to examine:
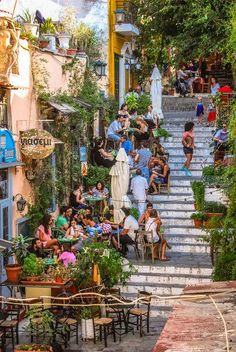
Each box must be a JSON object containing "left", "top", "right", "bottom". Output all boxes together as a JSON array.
[{"left": 83, "top": 194, "right": 106, "bottom": 215}]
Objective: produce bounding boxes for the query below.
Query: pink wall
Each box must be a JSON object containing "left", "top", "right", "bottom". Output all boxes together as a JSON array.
[{"left": 8, "top": 41, "right": 86, "bottom": 235}]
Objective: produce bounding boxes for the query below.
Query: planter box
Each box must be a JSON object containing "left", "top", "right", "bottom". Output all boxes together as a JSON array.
[
  {"left": 204, "top": 212, "right": 224, "bottom": 228},
  {"left": 193, "top": 219, "right": 203, "bottom": 228}
]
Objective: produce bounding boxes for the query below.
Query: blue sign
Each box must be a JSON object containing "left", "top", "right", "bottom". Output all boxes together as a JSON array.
[
  {"left": 79, "top": 146, "right": 87, "bottom": 162},
  {"left": 0, "top": 129, "right": 17, "bottom": 163}
]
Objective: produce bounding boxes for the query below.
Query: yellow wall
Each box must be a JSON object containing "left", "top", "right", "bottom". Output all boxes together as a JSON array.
[{"left": 108, "top": 0, "right": 134, "bottom": 97}]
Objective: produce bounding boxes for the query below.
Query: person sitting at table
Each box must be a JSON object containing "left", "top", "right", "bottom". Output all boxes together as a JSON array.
[
  {"left": 55, "top": 206, "right": 69, "bottom": 231},
  {"left": 118, "top": 103, "right": 131, "bottom": 129},
  {"left": 151, "top": 139, "right": 168, "bottom": 160},
  {"left": 149, "top": 158, "right": 170, "bottom": 194},
  {"left": 134, "top": 117, "right": 149, "bottom": 142},
  {"left": 91, "top": 181, "right": 109, "bottom": 198},
  {"left": 69, "top": 184, "right": 88, "bottom": 210},
  {"left": 36, "top": 214, "right": 58, "bottom": 249},
  {"left": 138, "top": 202, "right": 154, "bottom": 225},
  {"left": 120, "top": 134, "right": 133, "bottom": 156},
  {"left": 92, "top": 138, "right": 115, "bottom": 168},
  {"left": 84, "top": 214, "right": 103, "bottom": 238},
  {"left": 107, "top": 114, "right": 125, "bottom": 142},
  {"left": 58, "top": 243, "right": 76, "bottom": 267},
  {"left": 28, "top": 239, "right": 46, "bottom": 258},
  {"left": 66, "top": 218, "right": 85, "bottom": 239},
  {"left": 104, "top": 205, "right": 118, "bottom": 231},
  {"left": 117, "top": 208, "right": 139, "bottom": 256}
]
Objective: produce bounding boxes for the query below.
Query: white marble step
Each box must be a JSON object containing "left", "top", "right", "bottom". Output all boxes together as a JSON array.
[
  {"left": 168, "top": 156, "right": 213, "bottom": 163},
  {"left": 163, "top": 227, "right": 206, "bottom": 236},
  {"left": 163, "top": 142, "right": 210, "bottom": 148},
  {"left": 165, "top": 136, "right": 212, "bottom": 143},
  {"left": 129, "top": 272, "right": 211, "bottom": 286},
  {"left": 131, "top": 262, "right": 212, "bottom": 276},
  {"left": 149, "top": 194, "right": 193, "bottom": 202},
  {"left": 168, "top": 148, "right": 211, "bottom": 156},
  {"left": 154, "top": 203, "right": 194, "bottom": 211},
  {"left": 170, "top": 170, "right": 202, "bottom": 176},
  {"left": 119, "top": 282, "right": 186, "bottom": 296},
  {"left": 161, "top": 218, "right": 193, "bottom": 226},
  {"left": 166, "top": 234, "right": 205, "bottom": 244},
  {"left": 168, "top": 162, "right": 210, "bottom": 170},
  {"left": 158, "top": 209, "right": 194, "bottom": 218},
  {"left": 168, "top": 243, "right": 210, "bottom": 254}
]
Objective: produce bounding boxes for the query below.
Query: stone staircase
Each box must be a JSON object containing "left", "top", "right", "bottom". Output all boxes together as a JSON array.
[{"left": 120, "top": 104, "right": 213, "bottom": 318}]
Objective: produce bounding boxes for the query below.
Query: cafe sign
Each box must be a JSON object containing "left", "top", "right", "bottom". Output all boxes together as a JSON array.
[{"left": 20, "top": 129, "right": 55, "bottom": 159}]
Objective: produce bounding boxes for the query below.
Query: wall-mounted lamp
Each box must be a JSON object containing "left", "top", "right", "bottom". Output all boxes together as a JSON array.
[
  {"left": 115, "top": 9, "right": 126, "bottom": 24},
  {"left": 13, "top": 194, "right": 27, "bottom": 212},
  {"left": 124, "top": 61, "right": 130, "bottom": 70},
  {"left": 94, "top": 60, "right": 107, "bottom": 77}
]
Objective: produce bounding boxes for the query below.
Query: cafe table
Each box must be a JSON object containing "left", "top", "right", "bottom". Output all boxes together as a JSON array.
[{"left": 83, "top": 193, "right": 106, "bottom": 215}]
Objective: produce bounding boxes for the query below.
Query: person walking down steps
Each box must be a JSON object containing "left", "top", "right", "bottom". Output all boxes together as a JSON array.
[{"left": 181, "top": 122, "right": 196, "bottom": 177}]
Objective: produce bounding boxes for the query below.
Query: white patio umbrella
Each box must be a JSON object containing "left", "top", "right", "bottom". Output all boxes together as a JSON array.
[
  {"left": 109, "top": 148, "right": 131, "bottom": 243},
  {"left": 151, "top": 64, "right": 164, "bottom": 120}
]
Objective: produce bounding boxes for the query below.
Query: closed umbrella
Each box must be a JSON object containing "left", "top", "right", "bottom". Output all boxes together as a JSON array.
[
  {"left": 109, "top": 148, "right": 131, "bottom": 243},
  {"left": 151, "top": 64, "right": 164, "bottom": 120}
]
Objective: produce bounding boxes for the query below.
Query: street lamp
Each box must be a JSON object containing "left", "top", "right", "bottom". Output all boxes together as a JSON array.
[
  {"left": 13, "top": 194, "right": 27, "bottom": 212},
  {"left": 114, "top": 9, "right": 126, "bottom": 24},
  {"left": 94, "top": 60, "right": 107, "bottom": 77},
  {"left": 135, "top": 63, "right": 141, "bottom": 70}
]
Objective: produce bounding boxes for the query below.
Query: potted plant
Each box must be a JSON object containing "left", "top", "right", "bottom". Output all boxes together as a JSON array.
[
  {"left": 4, "top": 235, "right": 31, "bottom": 283},
  {"left": 191, "top": 181, "right": 205, "bottom": 210},
  {"left": 38, "top": 36, "right": 50, "bottom": 49},
  {"left": 80, "top": 307, "right": 99, "bottom": 340},
  {"left": 20, "top": 10, "right": 39, "bottom": 37},
  {"left": 56, "top": 23, "right": 71, "bottom": 50},
  {"left": 125, "top": 92, "right": 138, "bottom": 113},
  {"left": 203, "top": 201, "right": 227, "bottom": 225},
  {"left": 50, "top": 264, "right": 72, "bottom": 283},
  {"left": 40, "top": 18, "right": 56, "bottom": 52},
  {"left": 58, "top": 7, "right": 78, "bottom": 55},
  {"left": 21, "top": 254, "right": 44, "bottom": 281},
  {"left": 15, "top": 344, "right": 53, "bottom": 352},
  {"left": 190, "top": 212, "right": 206, "bottom": 228}
]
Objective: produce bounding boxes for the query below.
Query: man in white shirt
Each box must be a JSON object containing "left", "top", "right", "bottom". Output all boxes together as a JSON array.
[
  {"left": 107, "top": 114, "right": 124, "bottom": 141},
  {"left": 130, "top": 168, "right": 148, "bottom": 216},
  {"left": 119, "top": 208, "right": 139, "bottom": 256}
]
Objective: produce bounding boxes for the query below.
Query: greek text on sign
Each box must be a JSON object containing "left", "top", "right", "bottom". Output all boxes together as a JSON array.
[{"left": 20, "top": 129, "right": 55, "bottom": 159}]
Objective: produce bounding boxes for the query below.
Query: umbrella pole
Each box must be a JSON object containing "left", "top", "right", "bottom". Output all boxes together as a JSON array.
[{"left": 117, "top": 224, "right": 120, "bottom": 248}]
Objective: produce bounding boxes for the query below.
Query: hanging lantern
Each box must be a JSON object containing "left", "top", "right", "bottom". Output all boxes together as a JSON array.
[
  {"left": 124, "top": 61, "right": 130, "bottom": 70},
  {"left": 130, "top": 57, "right": 136, "bottom": 65},
  {"left": 94, "top": 60, "right": 107, "bottom": 77},
  {"left": 135, "top": 63, "right": 141, "bottom": 70},
  {"left": 13, "top": 194, "right": 27, "bottom": 212},
  {"left": 114, "top": 9, "right": 126, "bottom": 24}
]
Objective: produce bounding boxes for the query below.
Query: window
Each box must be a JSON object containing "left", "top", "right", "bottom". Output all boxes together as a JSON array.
[
  {"left": 17, "top": 218, "right": 30, "bottom": 237},
  {"left": 0, "top": 89, "right": 8, "bottom": 128},
  {"left": 0, "top": 169, "right": 8, "bottom": 200},
  {"left": 3, "top": 207, "right": 9, "bottom": 240}
]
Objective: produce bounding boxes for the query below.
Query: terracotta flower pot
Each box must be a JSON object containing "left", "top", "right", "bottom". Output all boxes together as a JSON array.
[
  {"left": 194, "top": 219, "right": 203, "bottom": 228},
  {"left": 67, "top": 48, "right": 77, "bottom": 56},
  {"left": 39, "top": 40, "right": 49, "bottom": 49},
  {"left": 5, "top": 264, "right": 21, "bottom": 283},
  {"left": 204, "top": 212, "right": 224, "bottom": 228},
  {"left": 55, "top": 277, "right": 63, "bottom": 283}
]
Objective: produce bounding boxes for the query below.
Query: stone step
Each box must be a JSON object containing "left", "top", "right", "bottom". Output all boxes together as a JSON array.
[
  {"left": 118, "top": 282, "right": 187, "bottom": 296},
  {"left": 149, "top": 193, "right": 193, "bottom": 202},
  {"left": 161, "top": 218, "right": 193, "bottom": 226},
  {"left": 168, "top": 155, "right": 213, "bottom": 163},
  {"left": 154, "top": 202, "right": 194, "bottom": 210},
  {"left": 129, "top": 272, "right": 211, "bottom": 286},
  {"left": 170, "top": 170, "right": 202, "bottom": 176},
  {"left": 168, "top": 148, "right": 211, "bottom": 156},
  {"left": 165, "top": 136, "right": 213, "bottom": 143},
  {"left": 166, "top": 234, "right": 205, "bottom": 244},
  {"left": 168, "top": 162, "right": 211, "bottom": 170},
  {"left": 158, "top": 209, "right": 194, "bottom": 217},
  {"left": 171, "top": 175, "right": 202, "bottom": 181},
  {"left": 163, "top": 227, "right": 206, "bottom": 236},
  {"left": 166, "top": 242, "right": 210, "bottom": 254},
  {"left": 163, "top": 142, "right": 210, "bottom": 148}
]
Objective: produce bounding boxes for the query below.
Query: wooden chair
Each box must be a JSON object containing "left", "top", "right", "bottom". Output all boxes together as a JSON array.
[
  {"left": 0, "top": 329, "right": 6, "bottom": 352},
  {"left": 137, "top": 230, "right": 160, "bottom": 264},
  {"left": 0, "top": 303, "right": 21, "bottom": 349},
  {"left": 126, "top": 290, "right": 152, "bottom": 337},
  {"left": 93, "top": 309, "right": 116, "bottom": 348},
  {"left": 158, "top": 174, "right": 170, "bottom": 194}
]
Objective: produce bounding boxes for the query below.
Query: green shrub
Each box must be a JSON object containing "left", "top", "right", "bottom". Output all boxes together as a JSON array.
[
  {"left": 130, "top": 207, "right": 139, "bottom": 220},
  {"left": 213, "top": 251, "right": 236, "bottom": 281},
  {"left": 85, "top": 165, "right": 110, "bottom": 189},
  {"left": 204, "top": 201, "right": 227, "bottom": 214},
  {"left": 22, "top": 254, "right": 44, "bottom": 277},
  {"left": 125, "top": 92, "right": 138, "bottom": 112},
  {"left": 137, "top": 93, "right": 151, "bottom": 115},
  {"left": 191, "top": 181, "right": 205, "bottom": 211}
]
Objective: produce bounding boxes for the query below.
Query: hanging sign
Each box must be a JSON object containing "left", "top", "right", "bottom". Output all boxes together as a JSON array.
[
  {"left": 20, "top": 129, "right": 55, "bottom": 159},
  {"left": 79, "top": 146, "right": 87, "bottom": 162},
  {"left": 0, "top": 129, "right": 17, "bottom": 163}
]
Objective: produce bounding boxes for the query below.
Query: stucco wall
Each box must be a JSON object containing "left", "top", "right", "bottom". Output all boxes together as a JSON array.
[{"left": 8, "top": 41, "right": 86, "bottom": 235}]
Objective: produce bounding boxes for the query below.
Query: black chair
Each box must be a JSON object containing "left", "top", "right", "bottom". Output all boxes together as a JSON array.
[
  {"left": 0, "top": 302, "right": 21, "bottom": 349},
  {"left": 93, "top": 309, "right": 116, "bottom": 348},
  {"left": 0, "top": 329, "right": 6, "bottom": 352},
  {"left": 126, "top": 291, "right": 152, "bottom": 337}
]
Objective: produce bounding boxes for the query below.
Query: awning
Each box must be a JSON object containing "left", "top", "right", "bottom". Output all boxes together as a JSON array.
[
  {"left": 0, "top": 161, "right": 24, "bottom": 170},
  {"left": 48, "top": 101, "right": 77, "bottom": 114}
]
